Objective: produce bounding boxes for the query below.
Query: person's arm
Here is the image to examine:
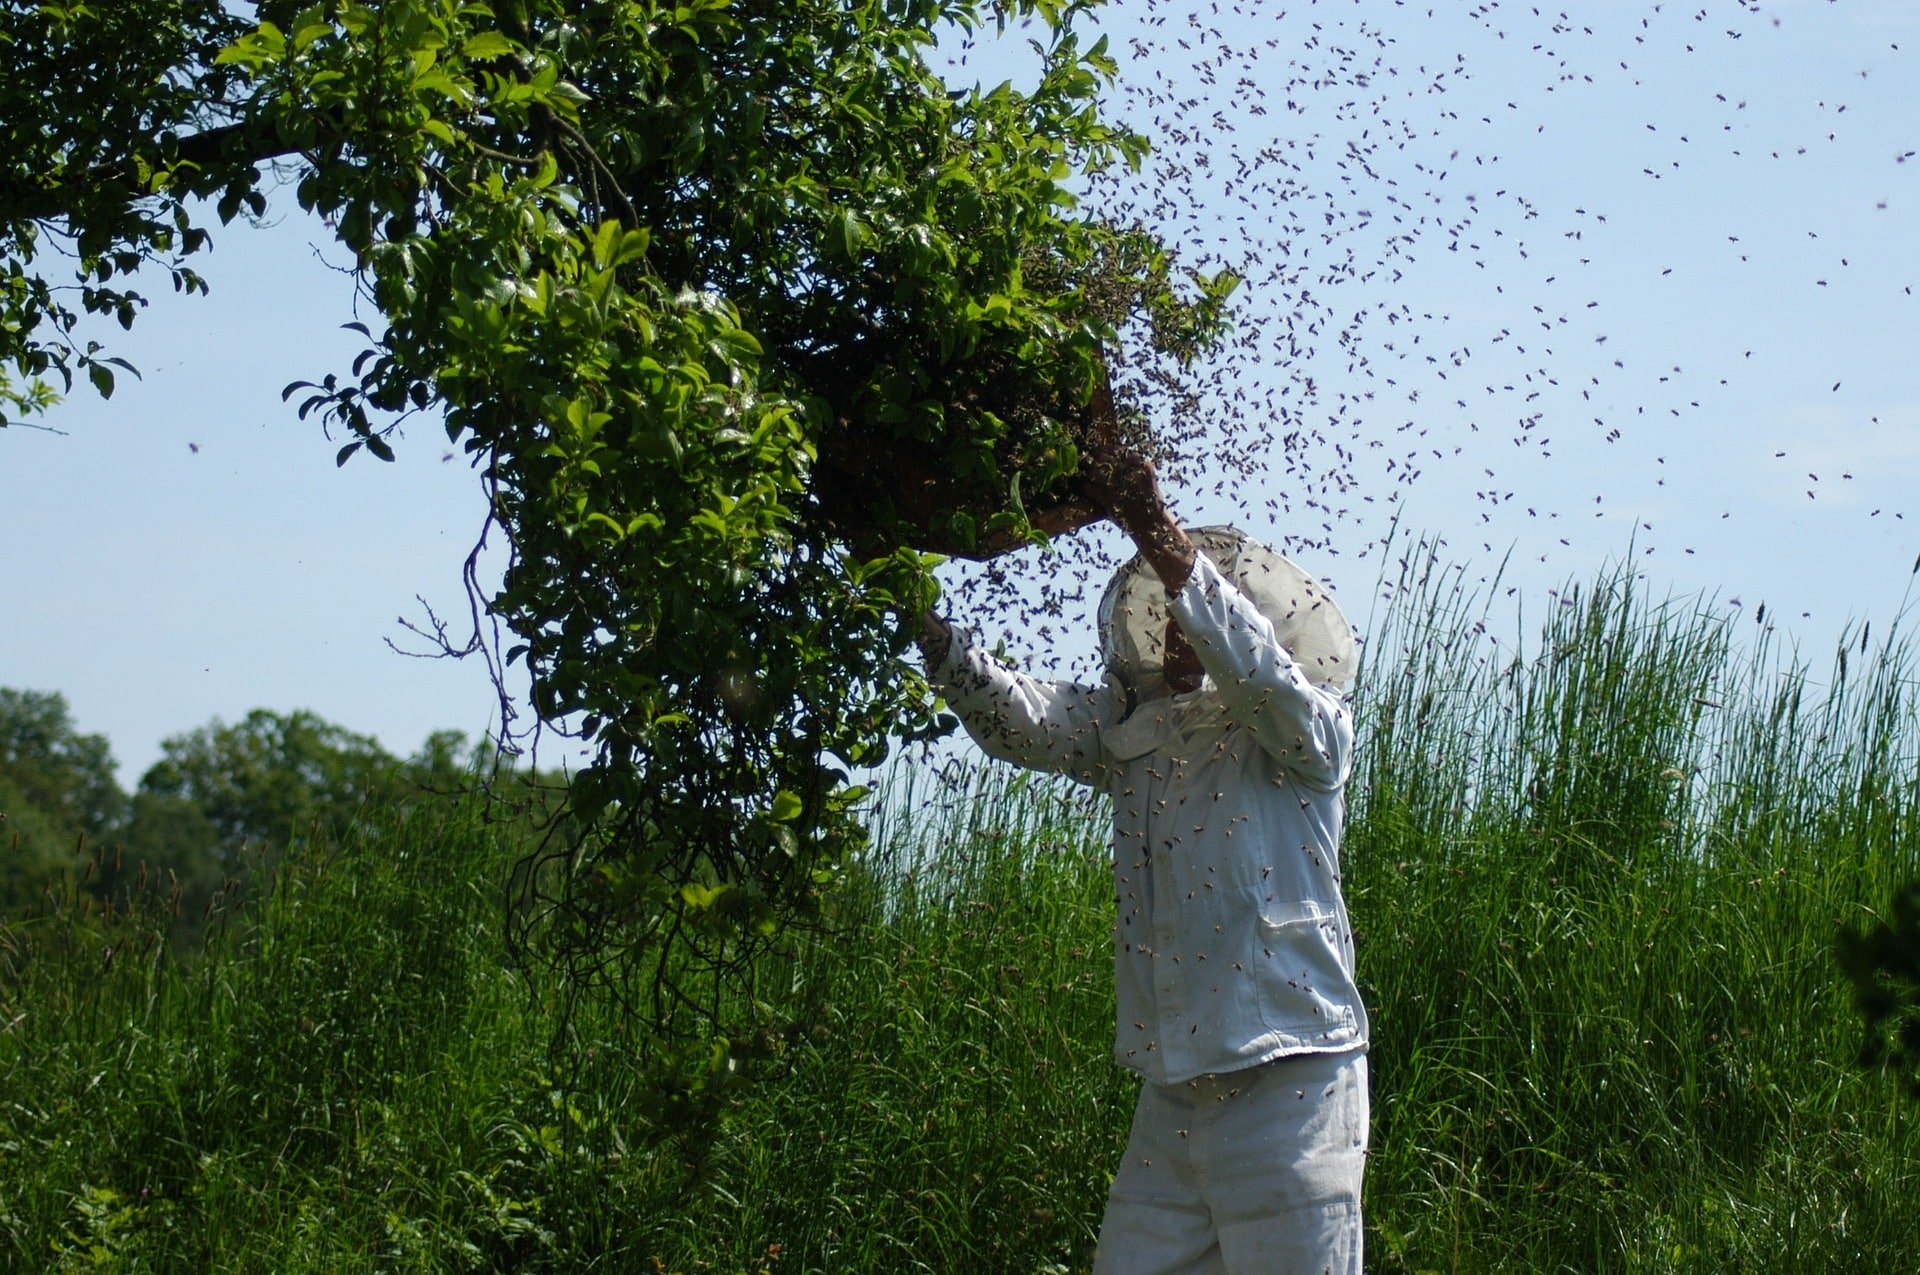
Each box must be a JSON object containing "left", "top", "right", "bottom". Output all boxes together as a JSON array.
[
  {"left": 1168, "top": 557, "right": 1354, "bottom": 788},
  {"left": 1080, "top": 447, "right": 1197, "bottom": 591},
  {"left": 918, "top": 608, "right": 954, "bottom": 670},
  {"left": 1082, "top": 442, "right": 1351, "bottom": 786},
  {"left": 918, "top": 609, "right": 1114, "bottom": 785}
]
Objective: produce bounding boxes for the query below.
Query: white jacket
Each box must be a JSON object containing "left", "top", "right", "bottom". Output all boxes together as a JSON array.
[{"left": 931, "top": 551, "right": 1366, "bottom": 1084}]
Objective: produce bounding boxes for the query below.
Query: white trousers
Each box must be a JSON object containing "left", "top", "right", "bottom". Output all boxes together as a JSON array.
[{"left": 1092, "top": 1050, "right": 1368, "bottom": 1275}]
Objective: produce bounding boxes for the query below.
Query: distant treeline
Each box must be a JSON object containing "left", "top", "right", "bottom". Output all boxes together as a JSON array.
[{"left": 0, "top": 692, "right": 555, "bottom": 942}]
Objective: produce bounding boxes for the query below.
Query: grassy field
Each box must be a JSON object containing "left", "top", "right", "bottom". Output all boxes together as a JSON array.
[{"left": 3, "top": 556, "right": 1918, "bottom": 1272}]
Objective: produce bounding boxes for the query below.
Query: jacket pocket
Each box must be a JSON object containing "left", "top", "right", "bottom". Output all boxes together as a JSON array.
[{"left": 1249, "top": 895, "right": 1360, "bottom": 1047}]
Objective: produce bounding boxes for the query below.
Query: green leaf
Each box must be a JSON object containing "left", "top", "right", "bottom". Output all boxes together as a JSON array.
[
  {"left": 590, "top": 220, "right": 621, "bottom": 270},
  {"left": 214, "top": 23, "right": 285, "bottom": 66},
  {"left": 768, "top": 791, "right": 804, "bottom": 823},
  {"left": 527, "top": 148, "right": 559, "bottom": 189},
  {"left": 830, "top": 209, "right": 868, "bottom": 263},
  {"left": 292, "top": 19, "right": 332, "bottom": 52},
  {"left": 460, "top": 31, "right": 514, "bottom": 61}
]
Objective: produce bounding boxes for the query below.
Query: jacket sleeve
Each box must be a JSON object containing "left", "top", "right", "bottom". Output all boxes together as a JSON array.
[
  {"left": 928, "top": 628, "right": 1116, "bottom": 786},
  {"left": 1167, "top": 554, "right": 1354, "bottom": 789}
]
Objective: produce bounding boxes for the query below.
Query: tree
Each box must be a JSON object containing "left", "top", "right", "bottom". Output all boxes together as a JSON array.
[
  {"left": 3, "top": 1, "right": 1231, "bottom": 1036},
  {"left": 137, "top": 708, "right": 412, "bottom": 861},
  {"left": 0, "top": 689, "right": 123, "bottom": 912},
  {"left": 0, "top": 770, "right": 80, "bottom": 915},
  {"left": 0, "top": 688, "right": 124, "bottom": 839},
  {"left": 0, "top": 0, "right": 249, "bottom": 420},
  {"left": 130, "top": 711, "right": 489, "bottom": 940},
  {"left": 0, "top": 687, "right": 503, "bottom": 936}
]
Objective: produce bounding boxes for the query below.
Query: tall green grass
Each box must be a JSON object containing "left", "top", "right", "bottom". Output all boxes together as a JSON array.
[
  {"left": 1352, "top": 547, "right": 1920, "bottom": 1271},
  {"left": 2, "top": 554, "right": 1917, "bottom": 1272}
]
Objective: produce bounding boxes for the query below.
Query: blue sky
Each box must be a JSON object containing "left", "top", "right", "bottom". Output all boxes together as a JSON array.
[{"left": 5, "top": 0, "right": 1916, "bottom": 781}]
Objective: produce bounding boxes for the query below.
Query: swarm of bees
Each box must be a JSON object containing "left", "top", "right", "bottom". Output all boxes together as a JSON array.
[{"left": 937, "top": 0, "right": 1913, "bottom": 672}]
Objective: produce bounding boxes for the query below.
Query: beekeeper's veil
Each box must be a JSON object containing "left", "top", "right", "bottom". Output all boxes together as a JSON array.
[{"left": 1096, "top": 526, "right": 1356, "bottom": 707}]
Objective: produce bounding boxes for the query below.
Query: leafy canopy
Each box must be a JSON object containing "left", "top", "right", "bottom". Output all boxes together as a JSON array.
[{"left": 2, "top": 0, "right": 1232, "bottom": 1033}]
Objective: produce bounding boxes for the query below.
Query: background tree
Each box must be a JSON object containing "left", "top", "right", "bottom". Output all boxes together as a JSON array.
[
  {"left": 0, "top": 689, "right": 222, "bottom": 934},
  {"left": 139, "top": 708, "right": 413, "bottom": 864},
  {"left": 2, "top": 0, "right": 1233, "bottom": 1040},
  {"left": 0, "top": 686, "right": 508, "bottom": 943},
  {"left": 129, "top": 712, "right": 514, "bottom": 940},
  {"left": 0, "top": 689, "right": 123, "bottom": 912}
]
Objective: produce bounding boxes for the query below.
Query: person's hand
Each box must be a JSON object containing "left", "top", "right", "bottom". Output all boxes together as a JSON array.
[
  {"left": 1080, "top": 444, "right": 1166, "bottom": 539},
  {"left": 1081, "top": 444, "right": 1197, "bottom": 592},
  {"left": 918, "top": 609, "right": 953, "bottom": 667}
]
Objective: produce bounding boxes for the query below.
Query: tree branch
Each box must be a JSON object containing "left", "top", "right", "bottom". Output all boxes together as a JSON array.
[{"left": 3, "top": 114, "right": 326, "bottom": 228}]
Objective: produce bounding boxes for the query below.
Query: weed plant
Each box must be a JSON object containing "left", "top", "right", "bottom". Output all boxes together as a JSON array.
[{"left": 2, "top": 554, "right": 1918, "bottom": 1272}]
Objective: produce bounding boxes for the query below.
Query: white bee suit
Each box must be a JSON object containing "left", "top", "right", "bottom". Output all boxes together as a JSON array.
[{"left": 928, "top": 528, "right": 1367, "bottom": 1275}]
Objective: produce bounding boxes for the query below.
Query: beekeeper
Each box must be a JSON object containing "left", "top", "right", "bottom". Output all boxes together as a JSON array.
[{"left": 918, "top": 449, "right": 1368, "bottom": 1275}]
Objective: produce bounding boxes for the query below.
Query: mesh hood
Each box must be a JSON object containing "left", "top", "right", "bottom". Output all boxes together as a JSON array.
[{"left": 1096, "top": 526, "right": 1356, "bottom": 701}]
